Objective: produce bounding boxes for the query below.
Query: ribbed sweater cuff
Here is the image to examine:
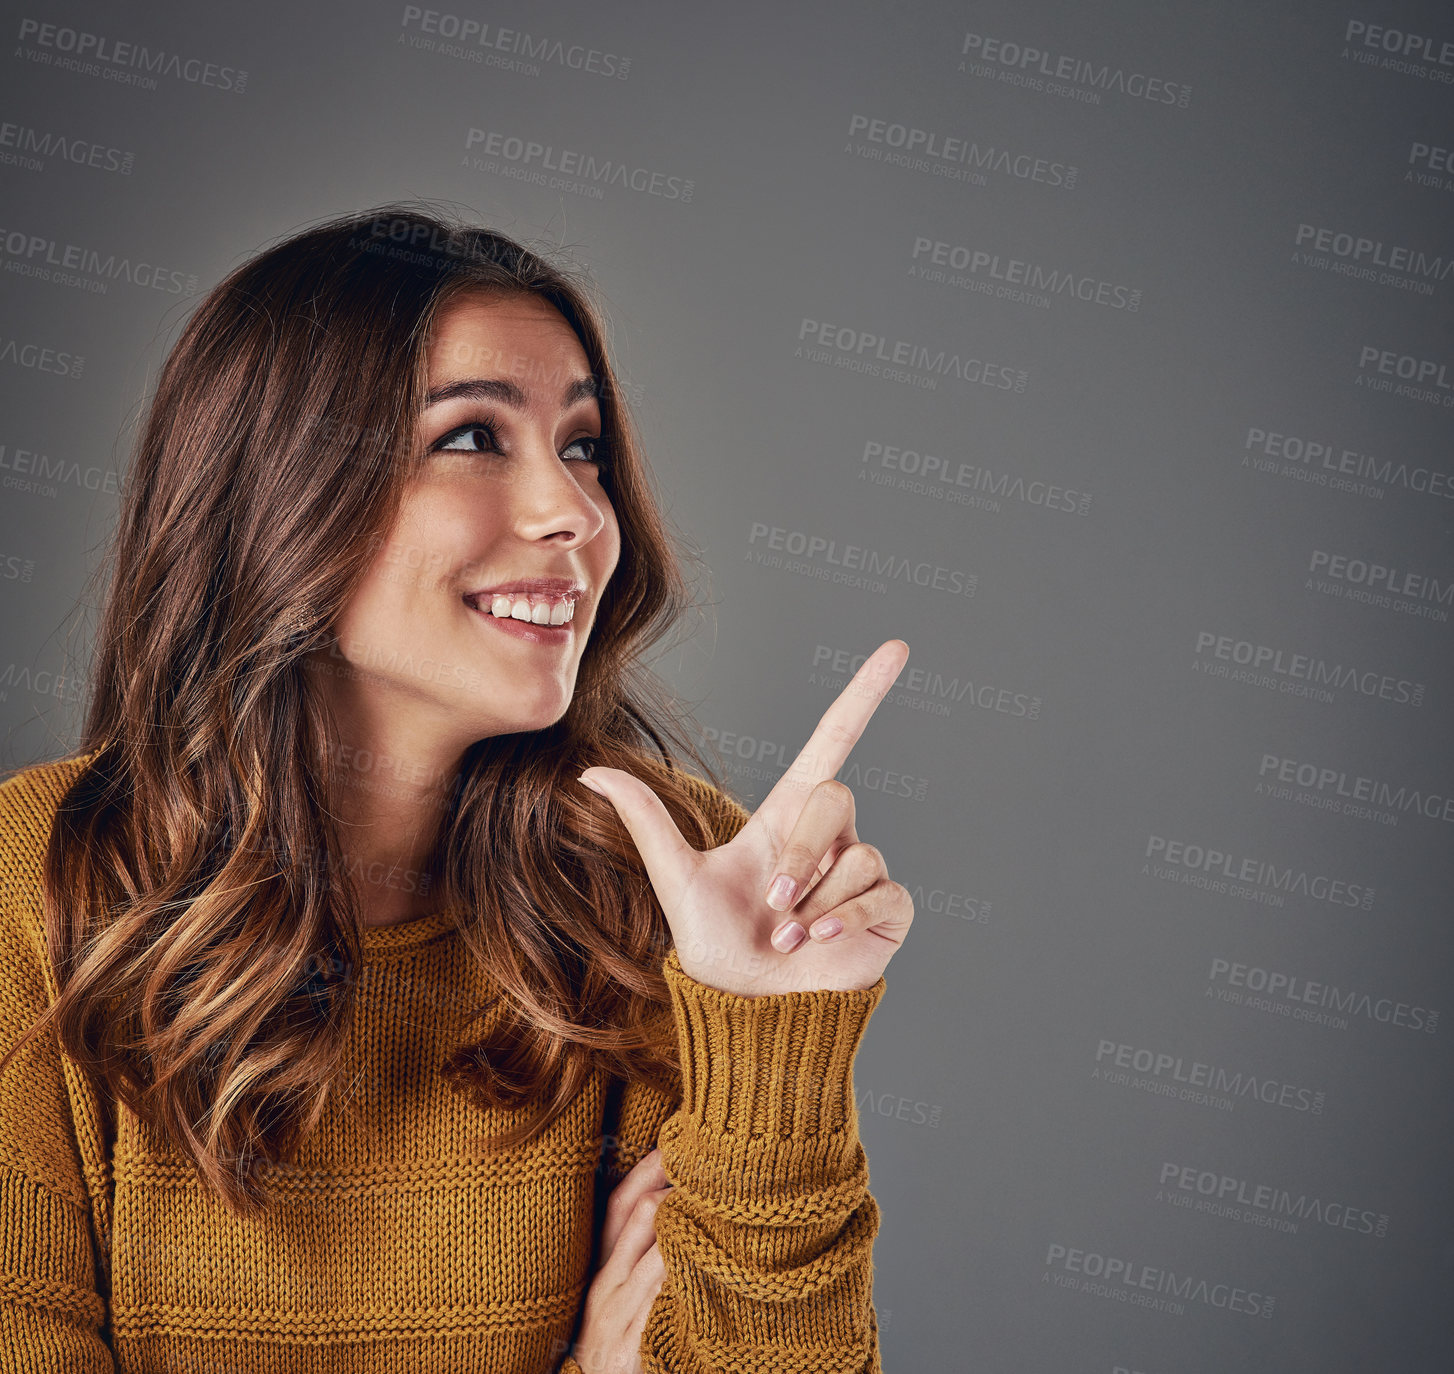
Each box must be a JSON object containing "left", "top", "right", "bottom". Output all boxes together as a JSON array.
[{"left": 660, "top": 947, "right": 885, "bottom": 1139}]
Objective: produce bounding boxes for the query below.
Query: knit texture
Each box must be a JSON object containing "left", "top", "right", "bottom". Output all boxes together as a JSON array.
[{"left": 0, "top": 753, "right": 886, "bottom": 1373}]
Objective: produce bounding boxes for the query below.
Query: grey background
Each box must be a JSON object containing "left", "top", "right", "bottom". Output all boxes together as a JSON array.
[{"left": 2, "top": 1, "right": 1452, "bottom": 1369}]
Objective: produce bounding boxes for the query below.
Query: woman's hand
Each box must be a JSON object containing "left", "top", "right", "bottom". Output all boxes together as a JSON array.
[
  {"left": 578, "top": 639, "right": 915, "bottom": 996},
  {"left": 571, "top": 1148, "right": 672, "bottom": 1374}
]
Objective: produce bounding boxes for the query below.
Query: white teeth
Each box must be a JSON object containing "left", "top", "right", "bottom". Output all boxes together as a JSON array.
[{"left": 480, "top": 593, "right": 576, "bottom": 626}]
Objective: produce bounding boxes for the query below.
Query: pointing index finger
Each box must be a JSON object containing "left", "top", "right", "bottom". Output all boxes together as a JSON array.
[{"left": 761, "top": 639, "right": 910, "bottom": 816}]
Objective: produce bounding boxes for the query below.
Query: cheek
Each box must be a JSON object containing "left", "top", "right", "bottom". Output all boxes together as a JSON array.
[
  {"left": 334, "top": 558, "right": 410, "bottom": 643},
  {"left": 384, "top": 490, "right": 481, "bottom": 593},
  {"left": 596, "top": 501, "right": 622, "bottom": 573},
  {"left": 338, "top": 504, "right": 463, "bottom": 632}
]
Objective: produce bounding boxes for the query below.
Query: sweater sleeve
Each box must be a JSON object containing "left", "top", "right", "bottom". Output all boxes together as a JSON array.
[
  {"left": 0, "top": 809, "right": 116, "bottom": 1369},
  {"left": 641, "top": 950, "right": 885, "bottom": 1373},
  {"left": 606, "top": 770, "right": 887, "bottom": 1373},
  {"left": 566, "top": 769, "right": 886, "bottom": 1372}
]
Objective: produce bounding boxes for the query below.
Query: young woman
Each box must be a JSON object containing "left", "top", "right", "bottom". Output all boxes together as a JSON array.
[{"left": 0, "top": 204, "right": 915, "bottom": 1373}]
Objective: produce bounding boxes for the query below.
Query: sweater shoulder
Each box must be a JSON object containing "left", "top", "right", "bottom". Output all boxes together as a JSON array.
[
  {"left": 0, "top": 751, "right": 96, "bottom": 957},
  {"left": 0, "top": 750, "right": 102, "bottom": 994},
  {"left": 0, "top": 753, "right": 115, "bottom": 1231},
  {"left": 0, "top": 750, "right": 95, "bottom": 843}
]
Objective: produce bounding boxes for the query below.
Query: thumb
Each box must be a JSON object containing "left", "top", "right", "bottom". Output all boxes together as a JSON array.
[{"left": 577, "top": 767, "right": 696, "bottom": 908}]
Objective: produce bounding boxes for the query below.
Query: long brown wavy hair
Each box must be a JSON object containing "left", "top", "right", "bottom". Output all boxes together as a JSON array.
[{"left": 0, "top": 203, "right": 739, "bottom": 1217}]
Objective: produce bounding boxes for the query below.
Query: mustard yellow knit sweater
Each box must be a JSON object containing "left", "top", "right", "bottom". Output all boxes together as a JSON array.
[{"left": 0, "top": 753, "right": 886, "bottom": 1372}]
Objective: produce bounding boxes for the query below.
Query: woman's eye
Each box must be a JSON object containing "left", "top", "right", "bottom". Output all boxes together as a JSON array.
[
  {"left": 431, "top": 421, "right": 607, "bottom": 467},
  {"left": 437, "top": 423, "right": 498, "bottom": 454},
  {"left": 563, "top": 435, "right": 607, "bottom": 465}
]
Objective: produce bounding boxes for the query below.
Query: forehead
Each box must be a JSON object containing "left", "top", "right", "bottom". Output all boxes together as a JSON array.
[{"left": 426, "top": 289, "right": 590, "bottom": 391}]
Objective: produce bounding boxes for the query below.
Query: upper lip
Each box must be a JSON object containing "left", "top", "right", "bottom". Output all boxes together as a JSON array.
[{"left": 464, "top": 577, "right": 586, "bottom": 603}]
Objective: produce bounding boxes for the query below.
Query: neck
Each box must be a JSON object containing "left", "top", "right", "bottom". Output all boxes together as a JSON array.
[{"left": 332, "top": 762, "right": 453, "bottom": 926}]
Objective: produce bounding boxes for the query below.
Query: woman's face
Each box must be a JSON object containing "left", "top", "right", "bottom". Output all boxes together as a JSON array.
[{"left": 324, "top": 289, "right": 620, "bottom": 759}]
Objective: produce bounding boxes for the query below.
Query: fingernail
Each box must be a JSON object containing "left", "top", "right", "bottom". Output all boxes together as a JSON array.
[
  {"left": 809, "top": 915, "right": 843, "bottom": 941},
  {"left": 772, "top": 921, "right": 806, "bottom": 953},
  {"left": 766, "top": 874, "right": 797, "bottom": 911}
]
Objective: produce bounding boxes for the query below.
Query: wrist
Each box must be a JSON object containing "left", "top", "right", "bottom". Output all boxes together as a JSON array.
[{"left": 671, "top": 936, "right": 885, "bottom": 998}]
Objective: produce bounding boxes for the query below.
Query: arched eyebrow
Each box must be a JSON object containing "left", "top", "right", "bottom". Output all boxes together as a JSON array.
[{"left": 424, "top": 374, "right": 600, "bottom": 410}]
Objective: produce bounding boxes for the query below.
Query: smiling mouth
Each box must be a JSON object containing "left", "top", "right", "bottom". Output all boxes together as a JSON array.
[{"left": 463, "top": 591, "right": 578, "bottom": 628}]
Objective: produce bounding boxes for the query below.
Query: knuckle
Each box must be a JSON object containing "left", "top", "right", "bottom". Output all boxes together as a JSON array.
[
  {"left": 633, "top": 1146, "right": 662, "bottom": 1172},
  {"left": 869, "top": 880, "right": 899, "bottom": 914},
  {"left": 778, "top": 841, "right": 821, "bottom": 873},
  {"left": 847, "top": 892, "right": 877, "bottom": 923},
  {"left": 882, "top": 880, "right": 912, "bottom": 917},
  {"left": 816, "top": 779, "right": 855, "bottom": 811}
]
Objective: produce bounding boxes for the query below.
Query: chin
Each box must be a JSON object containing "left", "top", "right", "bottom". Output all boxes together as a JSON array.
[
  {"left": 449, "top": 661, "right": 579, "bottom": 731},
  {"left": 473, "top": 693, "right": 574, "bottom": 736}
]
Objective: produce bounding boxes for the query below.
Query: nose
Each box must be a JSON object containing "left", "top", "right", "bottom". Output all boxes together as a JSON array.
[{"left": 507, "top": 436, "right": 609, "bottom": 547}]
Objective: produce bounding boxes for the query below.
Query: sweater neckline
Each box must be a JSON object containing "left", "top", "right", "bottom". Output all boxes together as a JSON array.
[{"left": 358, "top": 908, "right": 460, "bottom": 955}]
